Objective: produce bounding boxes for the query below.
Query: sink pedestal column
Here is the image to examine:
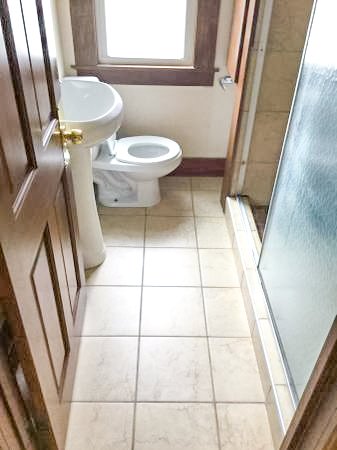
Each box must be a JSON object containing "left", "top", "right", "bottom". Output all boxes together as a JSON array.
[{"left": 69, "top": 146, "right": 106, "bottom": 269}]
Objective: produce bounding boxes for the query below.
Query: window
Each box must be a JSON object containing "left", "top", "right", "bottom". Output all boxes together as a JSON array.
[
  {"left": 96, "top": 0, "right": 197, "bottom": 65},
  {"left": 70, "top": 0, "right": 221, "bottom": 85}
]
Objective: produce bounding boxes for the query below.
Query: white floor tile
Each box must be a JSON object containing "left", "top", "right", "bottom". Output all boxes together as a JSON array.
[
  {"left": 209, "top": 337, "right": 265, "bottom": 402},
  {"left": 97, "top": 205, "right": 146, "bottom": 216},
  {"left": 195, "top": 217, "right": 232, "bottom": 248},
  {"left": 86, "top": 247, "right": 144, "bottom": 286},
  {"left": 192, "top": 190, "right": 225, "bottom": 217},
  {"left": 143, "top": 248, "right": 201, "bottom": 286},
  {"left": 141, "top": 287, "right": 206, "bottom": 336},
  {"left": 66, "top": 403, "right": 134, "bottom": 450},
  {"left": 134, "top": 403, "right": 219, "bottom": 450},
  {"left": 160, "top": 177, "right": 192, "bottom": 191},
  {"left": 100, "top": 215, "right": 145, "bottom": 246},
  {"left": 147, "top": 190, "right": 193, "bottom": 216},
  {"left": 82, "top": 286, "right": 141, "bottom": 336},
  {"left": 204, "top": 288, "right": 251, "bottom": 337},
  {"left": 199, "top": 249, "right": 240, "bottom": 287},
  {"left": 217, "top": 403, "right": 274, "bottom": 450},
  {"left": 72, "top": 337, "right": 138, "bottom": 401},
  {"left": 191, "top": 177, "right": 222, "bottom": 191},
  {"left": 137, "top": 337, "right": 213, "bottom": 401},
  {"left": 145, "top": 216, "right": 197, "bottom": 247}
]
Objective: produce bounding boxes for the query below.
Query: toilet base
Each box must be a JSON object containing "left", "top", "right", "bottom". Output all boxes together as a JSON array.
[{"left": 96, "top": 178, "right": 161, "bottom": 207}]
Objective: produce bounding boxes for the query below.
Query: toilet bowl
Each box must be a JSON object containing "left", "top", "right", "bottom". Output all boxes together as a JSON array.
[{"left": 92, "top": 135, "right": 182, "bottom": 207}]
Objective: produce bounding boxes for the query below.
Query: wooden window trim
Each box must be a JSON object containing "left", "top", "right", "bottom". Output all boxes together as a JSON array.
[{"left": 69, "top": 0, "right": 221, "bottom": 86}]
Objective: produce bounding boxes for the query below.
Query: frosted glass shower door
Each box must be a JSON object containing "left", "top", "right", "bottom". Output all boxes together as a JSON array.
[{"left": 258, "top": 0, "right": 337, "bottom": 401}]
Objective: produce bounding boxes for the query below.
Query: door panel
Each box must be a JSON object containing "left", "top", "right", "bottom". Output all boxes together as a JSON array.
[
  {"left": 20, "top": 0, "right": 51, "bottom": 134},
  {"left": 0, "top": 29, "right": 32, "bottom": 201},
  {"left": 53, "top": 182, "right": 79, "bottom": 312},
  {"left": 31, "top": 236, "right": 67, "bottom": 388},
  {"left": 0, "top": 0, "right": 85, "bottom": 448},
  {"left": 5, "top": 0, "right": 43, "bottom": 151}
]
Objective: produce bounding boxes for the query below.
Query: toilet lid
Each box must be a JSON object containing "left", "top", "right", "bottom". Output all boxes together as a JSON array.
[{"left": 115, "top": 136, "right": 181, "bottom": 165}]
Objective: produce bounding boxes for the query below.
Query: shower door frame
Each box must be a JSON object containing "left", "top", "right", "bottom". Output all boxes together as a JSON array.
[
  {"left": 255, "top": 0, "right": 337, "bottom": 446},
  {"left": 281, "top": 317, "right": 337, "bottom": 449}
]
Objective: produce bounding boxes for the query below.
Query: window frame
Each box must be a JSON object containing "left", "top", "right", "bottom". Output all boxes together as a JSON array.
[
  {"left": 95, "top": 0, "right": 198, "bottom": 66},
  {"left": 69, "top": 0, "right": 221, "bottom": 86}
]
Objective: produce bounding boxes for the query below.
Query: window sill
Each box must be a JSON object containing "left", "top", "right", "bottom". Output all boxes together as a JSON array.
[{"left": 74, "top": 64, "right": 218, "bottom": 86}]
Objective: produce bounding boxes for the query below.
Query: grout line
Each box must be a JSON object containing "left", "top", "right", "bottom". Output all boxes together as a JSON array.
[
  {"left": 96, "top": 245, "right": 233, "bottom": 249},
  {"left": 64, "top": 400, "right": 266, "bottom": 406},
  {"left": 144, "top": 214, "right": 226, "bottom": 218},
  {"left": 77, "top": 334, "right": 253, "bottom": 339},
  {"left": 67, "top": 400, "right": 267, "bottom": 404},
  {"left": 131, "top": 213, "right": 147, "bottom": 450},
  {"left": 191, "top": 191, "right": 222, "bottom": 450},
  {"left": 86, "top": 283, "right": 242, "bottom": 288},
  {"left": 86, "top": 284, "right": 241, "bottom": 288}
]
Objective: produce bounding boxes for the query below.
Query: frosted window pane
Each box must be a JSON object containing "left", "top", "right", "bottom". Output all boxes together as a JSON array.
[
  {"left": 104, "top": 0, "right": 188, "bottom": 59},
  {"left": 259, "top": 0, "right": 337, "bottom": 402}
]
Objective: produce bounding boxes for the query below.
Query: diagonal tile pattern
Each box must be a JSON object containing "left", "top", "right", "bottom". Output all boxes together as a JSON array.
[{"left": 66, "top": 177, "right": 274, "bottom": 450}]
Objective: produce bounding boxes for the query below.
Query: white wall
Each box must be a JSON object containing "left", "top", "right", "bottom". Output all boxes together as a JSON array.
[
  {"left": 54, "top": 0, "right": 235, "bottom": 158},
  {"left": 42, "top": 0, "right": 65, "bottom": 78}
]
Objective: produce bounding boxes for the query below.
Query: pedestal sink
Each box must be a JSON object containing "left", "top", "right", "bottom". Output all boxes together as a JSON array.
[{"left": 60, "top": 77, "right": 123, "bottom": 269}]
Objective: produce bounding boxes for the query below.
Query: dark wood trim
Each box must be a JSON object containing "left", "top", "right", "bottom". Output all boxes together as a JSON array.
[
  {"left": 221, "top": 0, "right": 259, "bottom": 207},
  {"left": 281, "top": 316, "right": 337, "bottom": 449},
  {"left": 227, "top": 0, "right": 250, "bottom": 83},
  {"left": 70, "top": 0, "right": 221, "bottom": 86},
  {"left": 76, "top": 65, "right": 217, "bottom": 87},
  {"left": 169, "top": 158, "right": 226, "bottom": 177},
  {"left": 69, "top": 0, "right": 98, "bottom": 66},
  {"left": 194, "top": 0, "right": 220, "bottom": 71}
]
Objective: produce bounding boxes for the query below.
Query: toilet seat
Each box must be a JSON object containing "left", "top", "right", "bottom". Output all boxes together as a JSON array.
[{"left": 115, "top": 136, "right": 181, "bottom": 165}]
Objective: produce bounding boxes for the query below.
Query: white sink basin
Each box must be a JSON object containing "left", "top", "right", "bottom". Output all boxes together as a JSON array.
[
  {"left": 59, "top": 76, "right": 124, "bottom": 269},
  {"left": 60, "top": 77, "right": 123, "bottom": 147}
]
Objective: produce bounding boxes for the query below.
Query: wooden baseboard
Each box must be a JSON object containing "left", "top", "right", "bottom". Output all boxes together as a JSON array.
[{"left": 169, "top": 158, "right": 226, "bottom": 177}]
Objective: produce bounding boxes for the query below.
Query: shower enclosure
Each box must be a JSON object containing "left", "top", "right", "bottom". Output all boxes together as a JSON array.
[{"left": 258, "top": 0, "right": 337, "bottom": 403}]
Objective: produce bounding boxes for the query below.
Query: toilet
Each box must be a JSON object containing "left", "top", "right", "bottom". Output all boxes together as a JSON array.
[
  {"left": 92, "top": 134, "right": 182, "bottom": 207},
  {"left": 62, "top": 75, "right": 182, "bottom": 208}
]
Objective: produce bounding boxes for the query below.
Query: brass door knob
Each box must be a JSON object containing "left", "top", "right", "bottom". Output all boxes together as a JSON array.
[
  {"left": 63, "top": 128, "right": 83, "bottom": 145},
  {"left": 56, "top": 125, "right": 83, "bottom": 145}
]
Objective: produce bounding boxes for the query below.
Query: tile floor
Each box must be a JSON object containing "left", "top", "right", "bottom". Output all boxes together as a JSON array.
[{"left": 65, "top": 177, "right": 274, "bottom": 450}]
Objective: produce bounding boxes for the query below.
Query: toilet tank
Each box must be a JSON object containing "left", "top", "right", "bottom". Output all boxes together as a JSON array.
[{"left": 91, "top": 133, "right": 117, "bottom": 161}]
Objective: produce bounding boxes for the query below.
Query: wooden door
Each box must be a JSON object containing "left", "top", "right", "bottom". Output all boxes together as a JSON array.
[
  {"left": 221, "top": 0, "right": 258, "bottom": 203},
  {"left": 0, "top": 1, "right": 85, "bottom": 448},
  {"left": 226, "top": 0, "right": 249, "bottom": 83}
]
